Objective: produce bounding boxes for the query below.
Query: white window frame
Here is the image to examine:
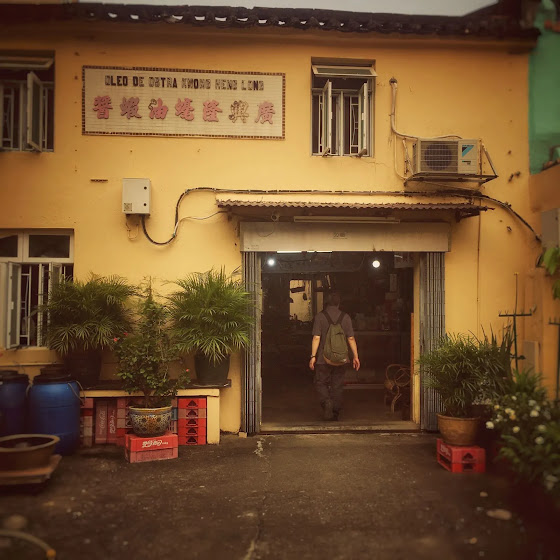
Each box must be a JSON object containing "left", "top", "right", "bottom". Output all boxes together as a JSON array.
[
  {"left": 26, "top": 71, "right": 44, "bottom": 152},
  {"left": 311, "top": 64, "right": 375, "bottom": 157},
  {"left": 321, "top": 80, "right": 332, "bottom": 156},
  {"left": 0, "top": 230, "right": 73, "bottom": 349},
  {"left": 0, "top": 54, "right": 54, "bottom": 152}
]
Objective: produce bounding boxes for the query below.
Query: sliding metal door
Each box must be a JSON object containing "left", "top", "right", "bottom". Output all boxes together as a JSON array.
[
  {"left": 242, "top": 252, "right": 262, "bottom": 434},
  {"left": 419, "top": 252, "right": 445, "bottom": 431}
]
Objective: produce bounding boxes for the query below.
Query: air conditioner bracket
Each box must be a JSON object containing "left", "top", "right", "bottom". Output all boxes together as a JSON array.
[{"left": 404, "top": 172, "right": 498, "bottom": 187}]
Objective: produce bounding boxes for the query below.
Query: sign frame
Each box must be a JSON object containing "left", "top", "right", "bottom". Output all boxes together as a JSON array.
[{"left": 82, "top": 65, "right": 285, "bottom": 140}]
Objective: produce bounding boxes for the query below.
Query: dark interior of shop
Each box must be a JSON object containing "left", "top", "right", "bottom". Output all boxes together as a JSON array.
[{"left": 261, "top": 251, "right": 415, "bottom": 430}]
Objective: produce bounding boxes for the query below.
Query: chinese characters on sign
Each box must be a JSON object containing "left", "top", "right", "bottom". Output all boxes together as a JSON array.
[
  {"left": 83, "top": 66, "right": 284, "bottom": 139},
  {"left": 95, "top": 96, "right": 274, "bottom": 124}
]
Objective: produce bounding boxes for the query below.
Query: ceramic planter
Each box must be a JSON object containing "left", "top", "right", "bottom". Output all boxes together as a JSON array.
[
  {"left": 128, "top": 406, "right": 172, "bottom": 437},
  {"left": 437, "top": 414, "right": 481, "bottom": 446}
]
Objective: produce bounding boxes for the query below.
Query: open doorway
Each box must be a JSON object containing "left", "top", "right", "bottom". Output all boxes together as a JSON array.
[{"left": 260, "top": 251, "right": 415, "bottom": 431}]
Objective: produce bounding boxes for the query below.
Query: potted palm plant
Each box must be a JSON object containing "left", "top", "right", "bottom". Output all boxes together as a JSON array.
[
  {"left": 167, "top": 268, "right": 253, "bottom": 385},
  {"left": 113, "top": 282, "right": 189, "bottom": 437},
  {"left": 417, "top": 330, "right": 512, "bottom": 446},
  {"left": 44, "top": 275, "right": 136, "bottom": 388}
]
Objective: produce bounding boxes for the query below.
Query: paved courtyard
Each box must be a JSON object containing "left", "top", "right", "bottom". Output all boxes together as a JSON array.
[{"left": 0, "top": 433, "right": 558, "bottom": 559}]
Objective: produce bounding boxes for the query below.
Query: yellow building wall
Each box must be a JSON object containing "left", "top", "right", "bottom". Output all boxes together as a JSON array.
[{"left": 0, "top": 21, "right": 546, "bottom": 429}]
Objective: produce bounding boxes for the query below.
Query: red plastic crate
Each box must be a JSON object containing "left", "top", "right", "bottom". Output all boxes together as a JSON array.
[
  {"left": 185, "top": 417, "right": 207, "bottom": 428},
  {"left": 187, "top": 408, "right": 207, "bottom": 419},
  {"left": 178, "top": 418, "right": 207, "bottom": 430},
  {"left": 179, "top": 434, "right": 206, "bottom": 446},
  {"left": 107, "top": 402, "right": 117, "bottom": 444},
  {"left": 437, "top": 439, "right": 485, "bottom": 473},
  {"left": 178, "top": 426, "right": 204, "bottom": 436},
  {"left": 125, "top": 447, "right": 178, "bottom": 463},
  {"left": 178, "top": 408, "right": 208, "bottom": 419},
  {"left": 95, "top": 401, "right": 108, "bottom": 444},
  {"left": 178, "top": 398, "right": 207, "bottom": 409},
  {"left": 126, "top": 432, "right": 178, "bottom": 452}
]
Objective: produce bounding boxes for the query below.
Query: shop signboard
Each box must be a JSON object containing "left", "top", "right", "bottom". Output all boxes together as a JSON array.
[{"left": 82, "top": 65, "right": 285, "bottom": 139}]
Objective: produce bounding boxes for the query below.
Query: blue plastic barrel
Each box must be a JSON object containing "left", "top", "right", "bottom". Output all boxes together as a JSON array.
[
  {"left": 0, "top": 370, "right": 29, "bottom": 437},
  {"left": 28, "top": 368, "right": 81, "bottom": 455}
]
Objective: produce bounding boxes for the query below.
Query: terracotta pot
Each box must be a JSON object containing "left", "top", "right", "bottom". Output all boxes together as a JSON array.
[
  {"left": 128, "top": 406, "right": 172, "bottom": 437},
  {"left": 437, "top": 414, "right": 481, "bottom": 446}
]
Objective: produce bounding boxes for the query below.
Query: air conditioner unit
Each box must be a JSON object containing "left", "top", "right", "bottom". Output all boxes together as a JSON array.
[{"left": 413, "top": 138, "right": 480, "bottom": 175}]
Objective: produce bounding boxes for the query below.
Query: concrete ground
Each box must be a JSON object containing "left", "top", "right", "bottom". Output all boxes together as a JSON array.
[{"left": 0, "top": 433, "right": 558, "bottom": 560}]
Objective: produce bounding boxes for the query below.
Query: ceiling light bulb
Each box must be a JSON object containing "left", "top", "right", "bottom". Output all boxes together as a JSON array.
[
  {"left": 372, "top": 260, "right": 381, "bottom": 269},
  {"left": 267, "top": 258, "right": 276, "bottom": 267}
]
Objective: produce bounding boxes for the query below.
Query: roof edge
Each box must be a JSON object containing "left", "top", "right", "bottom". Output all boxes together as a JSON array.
[{"left": 0, "top": 3, "right": 540, "bottom": 42}]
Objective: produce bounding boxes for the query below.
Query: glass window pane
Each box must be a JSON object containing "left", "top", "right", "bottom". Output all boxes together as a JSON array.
[
  {"left": 28, "top": 235, "right": 70, "bottom": 258},
  {"left": 0, "top": 234, "right": 18, "bottom": 257}
]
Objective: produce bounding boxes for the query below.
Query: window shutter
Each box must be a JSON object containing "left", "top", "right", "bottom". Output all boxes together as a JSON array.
[
  {"left": 6, "top": 262, "right": 21, "bottom": 348},
  {"left": 27, "top": 71, "right": 44, "bottom": 152},
  {"left": 358, "top": 82, "right": 368, "bottom": 154},
  {"left": 320, "top": 80, "right": 332, "bottom": 156}
]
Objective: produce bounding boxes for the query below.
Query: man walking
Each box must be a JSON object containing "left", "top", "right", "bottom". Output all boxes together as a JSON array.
[{"left": 309, "top": 292, "right": 360, "bottom": 421}]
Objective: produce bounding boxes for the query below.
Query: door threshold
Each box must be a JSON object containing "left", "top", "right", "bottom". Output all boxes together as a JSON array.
[{"left": 260, "top": 420, "right": 419, "bottom": 434}]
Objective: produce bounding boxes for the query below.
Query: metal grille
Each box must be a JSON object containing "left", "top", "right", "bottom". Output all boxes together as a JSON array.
[
  {"left": 419, "top": 140, "right": 458, "bottom": 172},
  {"left": 242, "top": 252, "right": 262, "bottom": 435},
  {"left": 419, "top": 252, "right": 445, "bottom": 431}
]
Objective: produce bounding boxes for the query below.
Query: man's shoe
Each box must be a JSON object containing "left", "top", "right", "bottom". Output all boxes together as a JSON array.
[{"left": 323, "top": 400, "right": 334, "bottom": 420}]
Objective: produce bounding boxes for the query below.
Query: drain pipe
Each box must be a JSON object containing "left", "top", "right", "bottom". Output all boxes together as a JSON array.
[{"left": 389, "top": 78, "right": 417, "bottom": 140}]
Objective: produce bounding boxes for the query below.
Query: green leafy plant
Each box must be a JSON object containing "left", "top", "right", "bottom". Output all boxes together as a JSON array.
[
  {"left": 487, "top": 370, "right": 560, "bottom": 498},
  {"left": 113, "top": 282, "right": 189, "bottom": 408},
  {"left": 167, "top": 268, "right": 253, "bottom": 364},
  {"left": 418, "top": 329, "right": 513, "bottom": 417},
  {"left": 541, "top": 246, "right": 560, "bottom": 300},
  {"left": 45, "top": 274, "right": 136, "bottom": 354}
]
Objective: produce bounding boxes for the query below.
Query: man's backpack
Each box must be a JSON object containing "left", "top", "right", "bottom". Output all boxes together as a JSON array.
[{"left": 322, "top": 311, "right": 350, "bottom": 366}]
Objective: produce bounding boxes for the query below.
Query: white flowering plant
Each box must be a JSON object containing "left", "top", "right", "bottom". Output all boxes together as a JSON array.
[{"left": 487, "top": 370, "right": 560, "bottom": 497}]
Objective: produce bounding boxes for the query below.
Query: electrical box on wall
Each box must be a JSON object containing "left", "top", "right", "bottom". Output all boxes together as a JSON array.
[
  {"left": 541, "top": 208, "right": 560, "bottom": 248},
  {"left": 122, "top": 178, "right": 151, "bottom": 215}
]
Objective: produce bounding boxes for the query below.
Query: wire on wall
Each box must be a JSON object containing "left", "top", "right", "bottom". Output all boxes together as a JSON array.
[
  {"left": 140, "top": 188, "right": 228, "bottom": 246},
  {"left": 138, "top": 185, "right": 541, "bottom": 246}
]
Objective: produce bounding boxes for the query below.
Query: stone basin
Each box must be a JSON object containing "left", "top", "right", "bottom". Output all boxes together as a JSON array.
[{"left": 0, "top": 434, "right": 60, "bottom": 471}]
